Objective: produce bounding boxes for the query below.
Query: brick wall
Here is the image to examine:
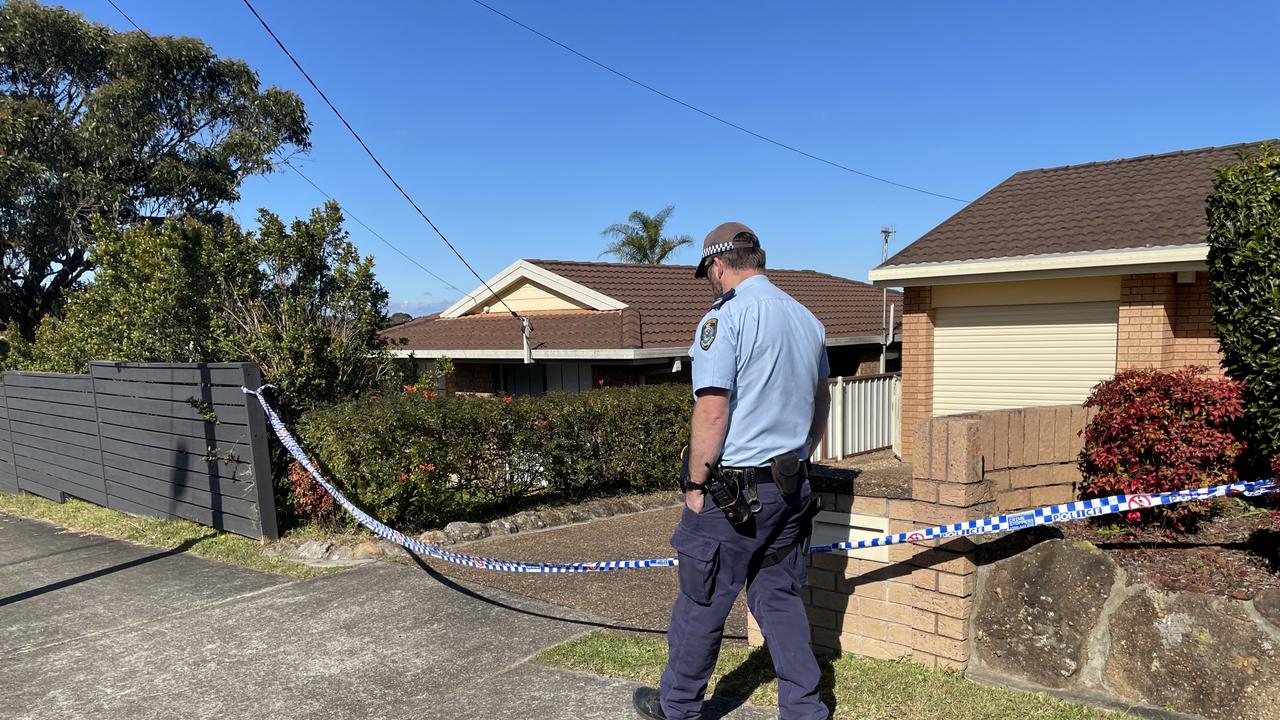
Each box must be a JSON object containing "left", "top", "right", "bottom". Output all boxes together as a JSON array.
[
  {"left": 446, "top": 362, "right": 498, "bottom": 395},
  {"left": 1118, "top": 272, "right": 1223, "bottom": 373},
  {"left": 1117, "top": 273, "right": 1176, "bottom": 369},
  {"left": 1171, "top": 273, "right": 1224, "bottom": 372},
  {"left": 855, "top": 354, "right": 884, "bottom": 376},
  {"left": 979, "top": 405, "right": 1093, "bottom": 512},
  {"left": 900, "top": 287, "right": 934, "bottom": 462},
  {"left": 786, "top": 404, "right": 1093, "bottom": 670}
]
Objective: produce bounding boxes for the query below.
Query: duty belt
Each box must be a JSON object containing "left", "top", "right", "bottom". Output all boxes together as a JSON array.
[{"left": 720, "top": 466, "right": 774, "bottom": 484}]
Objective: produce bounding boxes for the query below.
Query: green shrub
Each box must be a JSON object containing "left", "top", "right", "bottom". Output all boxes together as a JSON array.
[
  {"left": 293, "top": 385, "right": 692, "bottom": 530},
  {"left": 1206, "top": 143, "right": 1280, "bottom": 469}
]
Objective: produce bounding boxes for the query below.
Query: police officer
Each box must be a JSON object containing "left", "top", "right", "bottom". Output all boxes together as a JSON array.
[{"left": 633, "top": 222, "right": 831, "bottom": 720}]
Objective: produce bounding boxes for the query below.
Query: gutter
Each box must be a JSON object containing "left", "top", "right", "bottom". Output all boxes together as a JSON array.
[
  {"left": 389, "top": 333, "right": 900, "bottom": 361},
  {"left": 868, "top": 244, "right": 1209, "bottom": 287}
]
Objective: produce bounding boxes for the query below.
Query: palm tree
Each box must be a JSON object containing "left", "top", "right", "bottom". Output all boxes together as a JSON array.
[{"left": 600, "top": 205, "right": 693, "bottom": 264}]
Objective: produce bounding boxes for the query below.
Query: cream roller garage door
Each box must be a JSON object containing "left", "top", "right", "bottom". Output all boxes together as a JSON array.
[{"left": 933, "top": 301, "right": 1118, "bottom": 415}]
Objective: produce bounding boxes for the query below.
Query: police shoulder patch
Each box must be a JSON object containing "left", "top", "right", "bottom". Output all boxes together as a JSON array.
[{"left": 699, "top": 317, "right": 718, "bottom": 350}]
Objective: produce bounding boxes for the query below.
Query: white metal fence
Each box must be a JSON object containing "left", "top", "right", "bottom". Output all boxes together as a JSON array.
[{"left": 811, "top": 373, "right": 902, "bottom": 461}]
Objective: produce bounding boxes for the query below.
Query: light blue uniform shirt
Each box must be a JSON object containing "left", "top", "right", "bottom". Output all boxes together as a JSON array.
[{"left": 689, "top": 274, "right": 830, "bottom": 467}]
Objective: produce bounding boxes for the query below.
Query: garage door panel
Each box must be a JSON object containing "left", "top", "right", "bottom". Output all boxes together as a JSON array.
[{"left": 933, "top": 301, "right": 1118, "bottom": 415}]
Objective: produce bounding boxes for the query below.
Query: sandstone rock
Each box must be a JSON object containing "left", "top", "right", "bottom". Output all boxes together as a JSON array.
[
  {"left": 487, "top": 518, "right": 519, "bottom": 535},
  {"left": 510, "top": 512, "right": 546, "bottom": 532},
  {"left": 582, "top": 501, "right": 615, "bottom": 519},
  {"left": 353, "top": 541, "right": 383, "bottom": 560},
  {"left": 566, "top": 507, "right": 592, "bottom": 523},
  {"left": 444, "top": 521, "right": 489, "bottom": 543},
  {"left": 1104, "top": 589, "right": 1280, "bottom": 720},
  {"left": 972, "top": 538, "right": 1116, "bottom": 688},
  {"left": 1254, "top": 588, "right": 1280, "bottom": 630},
  {"left": 295, "top": 540, "right": 331, "bottom": 561},
  {"left": 328, "top": 546, "right": 354, "bottom": 562},
  {"left": 418, "top": 530, "right": 452, "bottom": 547},
  {"left": 537, "top": 508, "right": 571, "bottom": 527},
  {"left": 377, "top": 539, "right": 408, "bottom": 556},
  {"left": 609, "top": 497, "right": 645, "bottom": 514},
  {"left": 638, "top": 493, "right": 679, "bottom": 510}
]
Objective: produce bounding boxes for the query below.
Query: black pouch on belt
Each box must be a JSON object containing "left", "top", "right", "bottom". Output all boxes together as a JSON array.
[{"left": 769, "top": 452, "right": 804, "bottom": 497}]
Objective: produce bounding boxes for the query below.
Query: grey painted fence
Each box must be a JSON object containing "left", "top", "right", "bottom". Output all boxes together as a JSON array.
[{"left": 0, "top": 362, "right": 278, "bottom": 540}]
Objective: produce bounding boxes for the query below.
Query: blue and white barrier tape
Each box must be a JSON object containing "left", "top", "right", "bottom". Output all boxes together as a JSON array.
[{"left": 243, "top": 387, "right": 1277, "bottom": 573}]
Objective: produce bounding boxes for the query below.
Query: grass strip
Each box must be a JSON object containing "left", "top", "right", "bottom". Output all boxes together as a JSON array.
[
  {"left": 0, "top": 493, "right": 332, "bottom": 580},
  {"left": 538, "top": 631, "right": 1127, "bottom": 720}
]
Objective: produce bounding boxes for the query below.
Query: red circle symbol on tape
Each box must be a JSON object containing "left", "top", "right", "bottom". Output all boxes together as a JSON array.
[
  {"left": 1127, "top": 495, "right": 1152, "bottom": 510},
  {"left": 907, "top": 532, "right": 925, "bottom": 541}
]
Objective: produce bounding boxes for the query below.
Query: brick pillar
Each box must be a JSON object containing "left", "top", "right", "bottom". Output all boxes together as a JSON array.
[
  {"left": 900, "top": 287, "right": 934, "bottom": 462},
  {"left": 1118, "top": 273, "right": 1175, "bottom": 370},
  {"left": 906, "top": 415, "right": 993, "bottom": 670},
  {"left": 1172, "top": 272, "right": 1225, "bottom": 373}
]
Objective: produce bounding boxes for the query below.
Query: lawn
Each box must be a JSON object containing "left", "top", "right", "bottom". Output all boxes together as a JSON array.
[
  {"left": 538, "top": 631, "right": 1127, "bottom": 720},
  {"left": 0, "top": 492, "right": 332, "bottom": 580}
]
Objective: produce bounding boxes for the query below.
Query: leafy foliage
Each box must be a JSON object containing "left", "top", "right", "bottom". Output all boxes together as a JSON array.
[
  {"left": 1079, "top": 367, "right": 1247, "bottom": 525},
  {"left": 292, "top": 385, "right": 692, "bottom": 530},
  {"left": 28, "top": 217, "right": 235, "bottom": 372},
  {"left": 219, "top": 202, "right": 392, "bottom": 418},
  {"left": 27, "top": 202, "right": 393, "bottom": 420},
  {"left": 1206, "top": 143, "right": 1280, "bottom": 469},
  {"left": 600, "top": 205, "right": 693, "bottom": 264},
  {"left": 384, "top": 312, "right": 413, "bottom": 328},
  {"left": 0, "top": 1, "right": 310, "bottom": 340}
]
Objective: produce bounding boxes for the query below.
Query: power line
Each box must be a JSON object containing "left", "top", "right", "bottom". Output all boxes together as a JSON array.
[
  {"left": 103, "top": 0, "right": 143, "bottom": 33},
  {"left": 105, "top": 0, "right": 482, "bottom": 316},
  {"left": 283, "top": 162, "right": 480, "bottom": 306},
  {"left": 240, "top": 0, "right": 520, "bottom": 318},
  {"left": 465, "top": 0, "right": 971, "bottom": 204}
]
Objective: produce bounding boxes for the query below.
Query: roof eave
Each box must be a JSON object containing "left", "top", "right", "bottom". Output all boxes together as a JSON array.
[
  {"left": 390, "top": 333, "right": 899, "bottom": 361},
  {"left": 868, "top": 244, "right": 1209, "bottom": 287}
]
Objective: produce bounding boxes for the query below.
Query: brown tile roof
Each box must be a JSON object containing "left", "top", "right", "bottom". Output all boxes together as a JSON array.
[
  {"left": 385, "top": 262, "right": 901, "bottom": 352},
  {"left": 882, "top": 140, "right": 1276, "bottom": 268}
]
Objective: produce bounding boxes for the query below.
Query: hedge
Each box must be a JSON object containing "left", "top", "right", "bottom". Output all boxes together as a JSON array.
[
  {"left": 1205, "top": 143, "right": 1280, "bottom": 470},
  {"left": 292, "top": 385, "right": 692, "bottom": 530}
]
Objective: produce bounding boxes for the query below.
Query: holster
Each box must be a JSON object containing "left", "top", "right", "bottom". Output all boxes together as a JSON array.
[
  {"left": 769, "top": 452, "right": 807, "bottom": 498},
  {"left": 706, "top": 462, "right": 753, "bottom": 525}
]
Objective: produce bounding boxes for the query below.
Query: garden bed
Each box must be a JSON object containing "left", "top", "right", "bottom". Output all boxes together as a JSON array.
[{"left": 1059, "top": 497, "right": 1280, "bottom": 600}]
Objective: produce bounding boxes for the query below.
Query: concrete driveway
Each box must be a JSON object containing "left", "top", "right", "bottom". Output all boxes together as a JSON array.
[{"left": 0, "top": 514, "right": 770, "bottom": 720}]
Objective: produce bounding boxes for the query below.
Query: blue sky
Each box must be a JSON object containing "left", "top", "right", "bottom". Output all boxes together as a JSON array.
[{"left": 70, "top": 1, "right": 1280, "bottom": 316}]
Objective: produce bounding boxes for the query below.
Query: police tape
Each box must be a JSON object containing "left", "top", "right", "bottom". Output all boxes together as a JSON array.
[{"left": 243, "top": 387, "right": 1278, "bottom": 573}]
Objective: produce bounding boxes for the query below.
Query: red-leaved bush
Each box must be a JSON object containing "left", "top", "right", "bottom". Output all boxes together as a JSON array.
[
  {"left": 288, "top": 459, "right": 338, "bottom": 527},
  {"left": 1080, "top": 367, "right": 1246, "bottom": 525}
]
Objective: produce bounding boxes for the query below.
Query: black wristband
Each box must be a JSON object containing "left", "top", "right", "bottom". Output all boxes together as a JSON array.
[{"left": 681, "top": 478, "right": 708, "bottom": 494}]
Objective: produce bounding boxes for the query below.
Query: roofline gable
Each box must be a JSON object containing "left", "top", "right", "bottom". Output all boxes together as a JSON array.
[{"left": 439, "top": 260, "right": 629, "bottom": 318}]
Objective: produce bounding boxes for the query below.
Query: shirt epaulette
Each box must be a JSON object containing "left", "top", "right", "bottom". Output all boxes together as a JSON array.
[{"left": 710, "top": 288, "right": 736, "bottom": 310}]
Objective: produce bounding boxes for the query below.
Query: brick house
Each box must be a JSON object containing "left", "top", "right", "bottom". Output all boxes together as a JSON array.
[
  {"left": 868, "top": 141, "right": 1271, "bottom": 461},
  {"left": 385, "top": 259, "right": 902, "bottom": 395}
]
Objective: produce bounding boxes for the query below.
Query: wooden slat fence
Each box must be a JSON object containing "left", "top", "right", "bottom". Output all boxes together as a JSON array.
[
  {"left": 0, "top": 362, "right": 278, "bottom": 540},
  {"left": 0, "top": 381, "right": 18, "bottom": 495}
]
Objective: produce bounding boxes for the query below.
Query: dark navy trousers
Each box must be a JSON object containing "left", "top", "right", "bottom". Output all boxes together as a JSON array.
[{"left": 660, "top": 480, "right": 827, "bottom": 720}]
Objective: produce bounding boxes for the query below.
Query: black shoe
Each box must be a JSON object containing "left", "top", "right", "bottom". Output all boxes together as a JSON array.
[{"left": 632, "top": 686, "right": 667, "bottom": 720}]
